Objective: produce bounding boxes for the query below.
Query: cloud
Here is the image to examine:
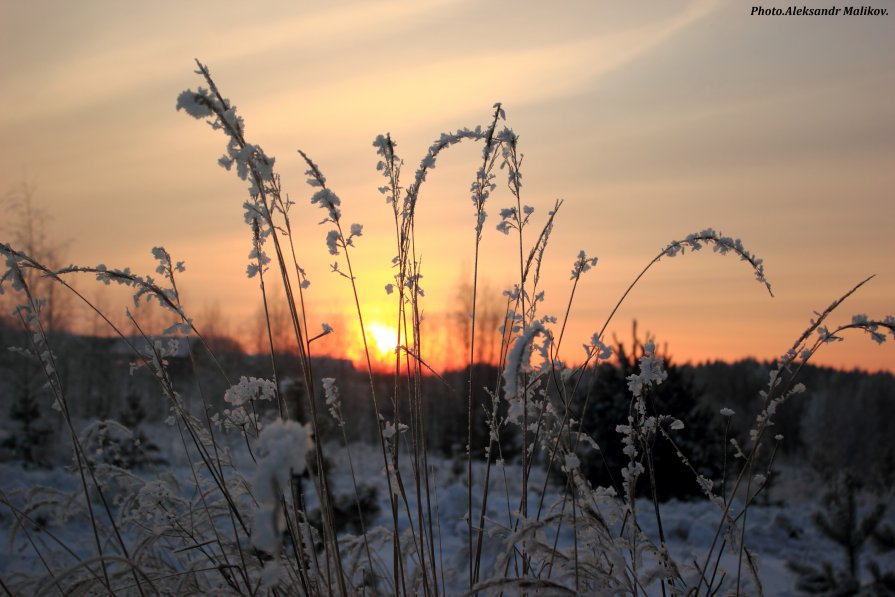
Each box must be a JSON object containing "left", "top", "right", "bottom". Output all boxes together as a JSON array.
[
  {"left": 0, "top": 0, "right": 470, "bottom": 124},
  {"left": 249, "top": 0, "right": 721, "bottom": 130},
  {"left": 1, "top": 0, "right": 719, "bottom": 131}
]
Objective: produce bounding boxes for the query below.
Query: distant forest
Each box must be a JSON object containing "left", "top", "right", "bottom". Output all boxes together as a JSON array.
[{"left": 1, "top": 322, "right": 893, "bottom": 498}]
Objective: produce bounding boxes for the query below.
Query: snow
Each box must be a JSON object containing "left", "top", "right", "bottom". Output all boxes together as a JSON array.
[
  {"left": 252, "top": 420, "right": 311, "bottom": 553},
  {"left": 2, "top": 423, "right": 892, "bottom": 595}
]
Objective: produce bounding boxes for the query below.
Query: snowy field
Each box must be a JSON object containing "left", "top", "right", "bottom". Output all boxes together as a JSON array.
[{"left": 2, "top": 422, "right": 892, "bottom": 595}]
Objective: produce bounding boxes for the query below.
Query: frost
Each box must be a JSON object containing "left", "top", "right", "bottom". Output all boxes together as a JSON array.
[
  {"left": 503, "top": 321, "right": 547, "bottom": 401},
  {"left": 382, "top": 421, "right": 408, "bottom": 440},
  {"left": 151, "top": 246, "right": 169, "bottom": 271},
  {"left": 662, "top": 229, "right": 772, "bottom": 294},
  {"left": 884, "top": 314, "right": 895, "bottom": 337},
  {"left": 261, "top": 560, "right": 286, "bottom": 586},
  {"left": 310, "top": 188, "right": 341, "bottom": 222},
  {"left": 216, "top": 377, "right": 277, "bottom": 431},
  {"left": 621, "top": 460, "right": 645, "bottom": 485},
  {"left": 326, "top": 230, "right": 341, "bottom": 255},
  {"left": 697, "top": 475, "right": 715, "bottom": 496},
  {"left": 384, "top": 462, "right": 401, "bottom": 498},
  {"left": 626, "top": 340, "right": 667, "bottom": 397},
  {"left": 252, "top": 420, "right": 311, "bottom": 554},
  {"left": 225, "top": 377, "right": 276, "bottom": 407},
  {"left": 162, "top": 321, "right": 192, "bottom": 336},
  {"left": 570, "top": 250, "right": 598, "bottom": 280},
  {"left": 322, "top": 377, "right": 342, "bottom": 423},
  {"left": 7, "top": 346, "right": 34, "bottom": 359},
  {"left": 175, "top": 89, "right": 213, "bottom": 119},
  {"left": 563, "top": 452, "right": 580, "bottom": 473},
  {"left": 583, "top": 333, "right": 613, "bottom": 361},
  {"left": 247, "top": 245, "right": 271, "bottom": 279}
]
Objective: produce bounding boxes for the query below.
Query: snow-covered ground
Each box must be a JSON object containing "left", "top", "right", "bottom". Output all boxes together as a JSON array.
[{"left": 1, "top": 423, "right": 892, "bottom": 595}]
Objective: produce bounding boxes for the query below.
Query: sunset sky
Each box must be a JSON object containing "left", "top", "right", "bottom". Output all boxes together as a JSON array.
[{"left": 1, "top": 0, "right": 893, "bottom": 372}]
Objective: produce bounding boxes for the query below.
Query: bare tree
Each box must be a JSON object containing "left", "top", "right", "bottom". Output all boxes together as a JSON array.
[
  {"left": 196, "top": 300, "right": 243, "bottom": 354},
  {"left": 451, "top": 269, "right": 503, "bottom": 366},
  {"left": 1, "top": 180, "right": 71, "bottom": 332}
]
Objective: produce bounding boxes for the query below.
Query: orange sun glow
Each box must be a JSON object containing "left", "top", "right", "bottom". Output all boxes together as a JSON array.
[{"left": 366, "top": 321, "right": 399, "bottom": 363}]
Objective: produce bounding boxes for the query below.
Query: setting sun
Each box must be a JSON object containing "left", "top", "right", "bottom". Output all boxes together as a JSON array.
[{"left": 366, "top": 321, "right": 399, "bottom": 361}]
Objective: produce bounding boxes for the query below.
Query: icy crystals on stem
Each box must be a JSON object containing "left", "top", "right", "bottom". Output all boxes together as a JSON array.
[
  {"left": 626, "top": 340, "right": 667, "bottom": 397},
  {"left": 663, "top": 228, "right": 772, "bottom": 295},
  {"left": 570, "top": 250, "right": 598, "bottom": 280},
  {"left": 322, "top": 377, "right": 342, "bottom": 425}
]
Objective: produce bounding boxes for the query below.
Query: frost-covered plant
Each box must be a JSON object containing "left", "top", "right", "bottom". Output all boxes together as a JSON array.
[{"left": 212, "top": 375, "right": 277, "bottom": 434}]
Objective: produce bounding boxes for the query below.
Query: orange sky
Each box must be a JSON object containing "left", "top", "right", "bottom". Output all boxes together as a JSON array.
[{"left": 1, "top": 0, "right": 893, "bottom": 373}]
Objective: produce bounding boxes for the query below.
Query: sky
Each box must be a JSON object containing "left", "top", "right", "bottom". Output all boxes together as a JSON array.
[{"left": 0, "top": 0, "right": 893, "bottom": 372}]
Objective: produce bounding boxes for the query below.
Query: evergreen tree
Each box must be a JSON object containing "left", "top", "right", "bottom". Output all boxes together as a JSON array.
[
  {"left": 788, "top": 473, "right": 893, "bottom": 595},
  {"left": 572, "top": 324, "right": 724, "bottom": 501},
  {"left": 5, "top": 378, "right": 52, "bottom": 466},
  {"left": 2, "top": 355, "right": 52, "bottom": 467}
]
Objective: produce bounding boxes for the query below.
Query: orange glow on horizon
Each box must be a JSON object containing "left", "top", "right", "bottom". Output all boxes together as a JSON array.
[{"left": 1, "top": 0, "right": 892, "bottom": 376}]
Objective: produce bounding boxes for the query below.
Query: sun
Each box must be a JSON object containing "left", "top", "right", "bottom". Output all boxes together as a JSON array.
[{"left": 366, "top": 321, "right": 399, "bottom": 361}]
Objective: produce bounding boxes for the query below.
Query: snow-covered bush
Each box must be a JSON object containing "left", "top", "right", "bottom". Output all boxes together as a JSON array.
[{"left": 78, "top": 419, "right": 165, "bottom": 471}]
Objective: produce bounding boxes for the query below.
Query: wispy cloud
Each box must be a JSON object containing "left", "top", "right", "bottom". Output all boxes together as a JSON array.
[
  {"left": 0, "top": 0, "right": 470, "bottom": 123},
  {"left": 0, "top": 0, "right": 718, "bottom": 128},
  {"left": 251, "top": 0, "right": 721, "bottom": 130}
]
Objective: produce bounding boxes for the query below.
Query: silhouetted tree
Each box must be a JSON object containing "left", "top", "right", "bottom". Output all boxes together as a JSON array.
[{"left": 572, "top": 323, "right": 724, "bottom": 501}]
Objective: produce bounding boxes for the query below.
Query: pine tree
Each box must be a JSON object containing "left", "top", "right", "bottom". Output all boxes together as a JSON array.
[
  {"left": 787, "top": 473, "right": 891, "bottom": 595},
  {"left": 3, "top": 364, "right": 52, "bottom": 467},
  {"left": 572, "top": 322, "right": 724, "bottom": 501}
]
